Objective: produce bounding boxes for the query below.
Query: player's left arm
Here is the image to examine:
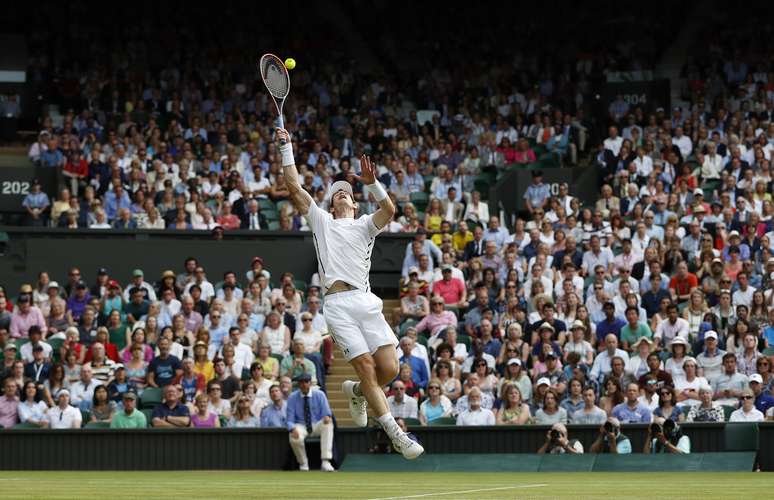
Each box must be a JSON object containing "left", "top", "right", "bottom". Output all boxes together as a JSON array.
[{"left": 358, "top": 154, "right": 395, "bottom": 230}]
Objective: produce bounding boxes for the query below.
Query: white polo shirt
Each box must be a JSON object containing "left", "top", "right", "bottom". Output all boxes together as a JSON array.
[
  {"left": 47, "top": 405, "right": 82, "bottom": 429},
  {"left": 456, "top": 407, "right": 495, "bottom": 426}
]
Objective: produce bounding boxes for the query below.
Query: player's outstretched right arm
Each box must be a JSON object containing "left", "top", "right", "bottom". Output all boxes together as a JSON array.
[{"left": 275, "top": 128, "right": 312, "bottom": 216}]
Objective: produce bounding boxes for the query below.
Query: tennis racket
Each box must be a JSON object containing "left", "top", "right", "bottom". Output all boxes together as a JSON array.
[{"left": 259, "top": 53, "right": 290, "bottom": 133}]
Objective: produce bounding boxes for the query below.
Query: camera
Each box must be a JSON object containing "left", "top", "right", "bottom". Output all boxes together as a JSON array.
[
  {"left": 650, "top": 423, "right": 663, "bottom": 435},
  {"left": 550, "top": 429, "right": 561, "bottom": 440},
  {"left": 603, "top": 421, "right": 614, "bottom": 433}
]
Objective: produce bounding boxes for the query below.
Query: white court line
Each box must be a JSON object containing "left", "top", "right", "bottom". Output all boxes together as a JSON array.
[{"left": 368, "top": 483, "right": 548, "bottom": 500}]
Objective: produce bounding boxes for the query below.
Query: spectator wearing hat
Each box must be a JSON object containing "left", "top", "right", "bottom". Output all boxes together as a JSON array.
[
  {"left": 110, "top": 390, "right": 147, "bottom": 428},
  {"left": 122, "top": 269, "right": 157, "bottom": 303},
  {"left": 590, "top": 416, "right": 632, "bottom": 454},
  {"left": 46, "top": 389, "right": 81, "bottom": 429},
  {"left": 536, "top": 347, "right": 568, "bottom": 395},
  {"left": 729, "top": 388, "right": 765, "bottom": 422},
  {"left": 38, "top": 281, "right": 65, "bottom": 319},
  {"left": 749, "top": 373, "right": 774, "bottom": 415},
  {"left": 9, "top": 295, "right": 47, "bottom": 339},
  {"left": 23, "top": 344, "right": 52, "bottom": 383},
  {"left": 21, "top": 179, "right": 51, "bottom": 226},
  {"left": 696, "top": 331, "right": 726, "bottom": 385},
  {"left": 287, "top": 372, "right": 335, "bottom": 471},
  {"left": 65, "top": 280, "right": 91, "bottom": 323},
  {"left": 612, "top": 382, "right": 653, "bottom": 423},
  {"left": 625, "top": 337, "right": 655, "bottom": 380}
]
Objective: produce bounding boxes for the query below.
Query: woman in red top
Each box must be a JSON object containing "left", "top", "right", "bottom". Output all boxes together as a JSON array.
[
  {"left": 497, "top": 137, "right": 518, "bottom": 164},
  {"left": 63, "top": 152, "right": 88, "bottom": 195}
]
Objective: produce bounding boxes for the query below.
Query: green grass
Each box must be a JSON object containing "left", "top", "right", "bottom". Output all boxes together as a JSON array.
[{"left": 0, "top": 471, "right": 770, "bottom": 499}]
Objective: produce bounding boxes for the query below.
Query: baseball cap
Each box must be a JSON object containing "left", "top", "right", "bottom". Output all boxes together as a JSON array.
[
  {"left": 671, "top": 337, "right": 688, "bottom": 346},
  {"left": 507, "top": 358, "right": 522, "bottom": 367},
  {"left": 693, "top": 205, "right": 706, "bottom": 213},
  {"left": 408, "top": 266, "right": 419, "bottom": 275},
  {"left": 693, "top": 188, "right": 704, "bottom": 196},
  {"left": 704, "top": 331, "right": 718, "bottom": 340},
  {"left": 114, "top": 363, "right": 125, "bottom": 370},
  {"left": 749, "top": 373, "right": 763, "bottom": 384},
  {"left": 3, "top": 344, "right": 17, "bottom": 351},
  {"left": 329, "top": 180, "right": 353, "bottom": 200},
  {"left": 108, "top": 279, "right": 120, "bottom": 288},
  {"left": 47, "top": 281, "right": 60, "bottom": 290},
  {"left": 632, "top": 336, "right": 653, "bottom": 347},
  {"left": 162, "top": 270, "right": 175, "bottom": 279},
  {"left": 532, "top": 169, "right": 543, "bottom": 177},
  {"left": 132, "top": 269, "right": 144, "bottom": 277},
  {"left": 537, "top": 377, "right": 551, "bottom": 387},
  {"left": 711, "top": 258, "right": 722, "bottom": 265},
  {"left": 97, "top": 268, "right": 108, "bottom": 275},
  {"left": 75, "top": 281, "right": 87, "bottom": 289},
  {"left": 251, "top": 256, "right": 264, "bottom": 265},
  {"left": 545, "top": 351, "right": 558, "bottom": 359},
  {"left": 729, "top": 230, "right": 740, "bottom": 238},
  {"left": 442, "top": 264, "right": 453, "bottom": 272},
  {"left": 122, "top": 389, "right": 138, "bottom": 400}
]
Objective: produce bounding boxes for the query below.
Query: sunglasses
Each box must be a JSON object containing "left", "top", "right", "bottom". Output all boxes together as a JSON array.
[
  {"left": 302, "top": 318, "right": 312, "bottom": 322},
  {"left": 659, "top": 391, "right": 671, "bottom": 396},
  {"left": 429, "top": 386, "right": 440, "bottom": 390},
  {"left": 741, "top": 396, "right": 754, "bottom": 400}
]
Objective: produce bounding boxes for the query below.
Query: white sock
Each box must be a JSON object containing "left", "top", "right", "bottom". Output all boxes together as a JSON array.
[
  {"left": 352, "top": 382, "right": 362, "bottom": 397},
  {"left": 377, "top": 413, "right": 400, "bottom": 437}
]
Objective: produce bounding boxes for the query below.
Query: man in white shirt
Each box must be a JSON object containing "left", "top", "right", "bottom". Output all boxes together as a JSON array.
[
  {"left": 603, "top": 126, "right": 624, "bottom": 156},
  {"left": 387, "top": 381, "right": 418, "bottom": 419},
  {"left": 122, "top": 269, "right": 157, "bottom": 302},
  {"left": 69, "top": 366, "right": 99, "bottom": 411},
  {"left": 220, "top": 327, "right": 255, "bottom": 370},
  {"left": 19, "top": 326, "right": 52, "bottom": 363},
  {"left": 184, "top": 266, "right": 215, "bottom": 303},
  {"left": 673, "top": 127, "right": 693, "bottom": 158},
  {"left": 731, "top": 272, "right": 755, "bottom": 307},
  {"left": 159, "top": 286, "right": 182, "bottom": 321},
  {"left": 46, "top": 390, "right": 82, "bottom": 429},
  {"left": 654, "top": 305, "right": 690, "bottom": 347},
  {"left": 455, "top": 387, "right": 495, "bottom": 426},
  {"left": 590, "top": 334, "right": 629, "bottom": 382}
]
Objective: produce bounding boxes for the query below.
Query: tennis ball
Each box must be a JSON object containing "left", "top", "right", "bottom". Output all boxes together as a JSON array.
[{"left": 285, "top": 58, "right": 296, "bottom": 70}]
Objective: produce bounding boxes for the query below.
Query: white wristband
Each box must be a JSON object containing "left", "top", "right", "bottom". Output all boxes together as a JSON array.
[
  {"left": 367, "top": 181, "right": 388, "bottom": 202},
  {"left": 280, "top": 143, "right": 294, "bottom": 167}
]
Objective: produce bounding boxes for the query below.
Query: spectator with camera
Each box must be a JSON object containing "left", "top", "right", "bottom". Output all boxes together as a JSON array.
[
  {"left": 537, "top": 423, "right": 584, "bottom": 454},
  {"left": 644, "top": 417, "right": 690, "bottom": 454},
  {"left": 590, "top": 417, "right": 632, "bottom": 454}
]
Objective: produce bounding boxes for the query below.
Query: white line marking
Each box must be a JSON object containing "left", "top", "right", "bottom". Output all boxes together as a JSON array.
[{"left": 367, "top": 483, "right": 548, "bottom": 500}]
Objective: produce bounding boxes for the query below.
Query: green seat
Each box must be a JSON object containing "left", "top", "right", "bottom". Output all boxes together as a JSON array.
[
  {"left": 292, "top": 279, "right": 308, "bottom": 293},
  {"left": 402, "top": 417, "right": 421, "bottom": 427},
  {"left": 141, "top": 409, "right": 153, "bottom": 427},
  {"left": 13, "top": 422, "right": 42, "bottom": 429},
  {"left": 140, "top": 387, "right": 163, "bottom": 410},
  {"left": 270, "top": 353, "right": 284, "bottom": 363},
  {"left": 762, "top": 347, "right": 774, "bottom": 356},
  {"left": 276, "top": 200, "right": 292, "bottom": 215},
  {"left": 428, "top": 416, "right": 457, "bottom": 426},
  {"left": 84, "top": 421, "right": 111, "bottom": 429},
  {"left": 457, "top": 334, "right": 471, "bottom": 349},
  {"left": 415, "top": 336, "right": 428, "bottom": 348},
  {"left": 219, "top": 415, "right": 229, "bottom": 428},
  {"left": 410, "top": 192, "right": 429, "bottom": 212},
  {"left": 263, "top": 210, "right": 279, "bottom": 221},
  {"left": 80, "top": 410, "right": 91, "bottom": 427},
  {"left": 48, "top": 338, "right": 64, "bottom": 362},
  {"left": 724, "top": 423, "right": 759, "bottom": 451},
  {"left": 267, "top": 221, "right": 280, "bottom": 231},
  {"left": 257, "top": 199, "right": 275, "bottom": 211},
  {"left": 241, "top": 368, "right": 251, "bottom": 381},
  {"left": 722, "top": 405, "right": 736, "bottom": 422},
  {"left": 399, "top": 319, "right": 417, "bottom": 336}
]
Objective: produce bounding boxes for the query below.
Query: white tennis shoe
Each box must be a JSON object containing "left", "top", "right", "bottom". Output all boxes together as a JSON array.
[
  {"left": 390, "top": 431, "right": 424, "bottom": 460},
  {"left": 342, "top": 380, "right": 368, "bottom": 427}
]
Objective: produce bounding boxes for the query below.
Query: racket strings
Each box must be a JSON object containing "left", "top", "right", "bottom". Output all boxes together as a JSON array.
[{"left": 260, "top": 58, "right": 290, "bottom": 98}]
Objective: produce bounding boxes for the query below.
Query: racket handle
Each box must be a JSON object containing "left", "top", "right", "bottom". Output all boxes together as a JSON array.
[{"left": 278, "top": 115, "right": 286, "bottom": 144}]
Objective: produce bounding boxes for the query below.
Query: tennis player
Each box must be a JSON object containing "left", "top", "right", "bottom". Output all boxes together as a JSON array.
[{"left": 274, "top": 127, "right": 423, "bottom": 459}]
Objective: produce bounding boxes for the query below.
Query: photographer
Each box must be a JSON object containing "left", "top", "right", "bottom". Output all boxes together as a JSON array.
[
  {"left": 644, "top": 417, "right": 691, "bottom": 454},
  {"left": 590, "top": 417, "right": 632, "bottom": 454},
  {"left": 537, "top": 422, "right": 584, "bottom": 454}
]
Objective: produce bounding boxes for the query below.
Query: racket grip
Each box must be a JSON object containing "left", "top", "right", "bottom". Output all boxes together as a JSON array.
[{"left": 278, "top": 115, "right": 286, "bottom": 144}]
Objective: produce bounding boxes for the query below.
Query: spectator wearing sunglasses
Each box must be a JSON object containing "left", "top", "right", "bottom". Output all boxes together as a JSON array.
[{"left": 729, "top": 388, "right": 764, "bottom": 422}]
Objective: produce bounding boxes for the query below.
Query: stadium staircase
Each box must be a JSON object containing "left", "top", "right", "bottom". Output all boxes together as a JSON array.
[{"left": 329, "top": 297, "right": 400, "bottom": 427}]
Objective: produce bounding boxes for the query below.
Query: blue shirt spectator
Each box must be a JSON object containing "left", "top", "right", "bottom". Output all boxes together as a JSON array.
[
  {"left": 261, "top": 400, "right": 288, "bottom": 428},
  {"left": 104, "top": 187, "right": 131, "bottom": 220},
  {"left": 286, "top": 387, "right": 332, "bottom": 431},
  {"left": 399, "top": 338, "right": 429, "bottom": 389}
]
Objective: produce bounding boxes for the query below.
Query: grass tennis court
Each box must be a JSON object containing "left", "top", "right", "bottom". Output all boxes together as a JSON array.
[{"left": 0, "top": 471, "right": 769, "bottom": 499}]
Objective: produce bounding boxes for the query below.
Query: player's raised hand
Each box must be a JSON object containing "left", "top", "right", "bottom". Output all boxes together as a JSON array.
[
  {"left": 357, "top": 154, "right": 377, "bottom": 185},
  {"left": 275, "top": 127, "right": 290, "bottom": 145}
]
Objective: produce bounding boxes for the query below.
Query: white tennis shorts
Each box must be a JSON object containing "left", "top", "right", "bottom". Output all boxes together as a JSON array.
[{"left": 324, "top": 289, "right": 398, "bottom": 361}]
